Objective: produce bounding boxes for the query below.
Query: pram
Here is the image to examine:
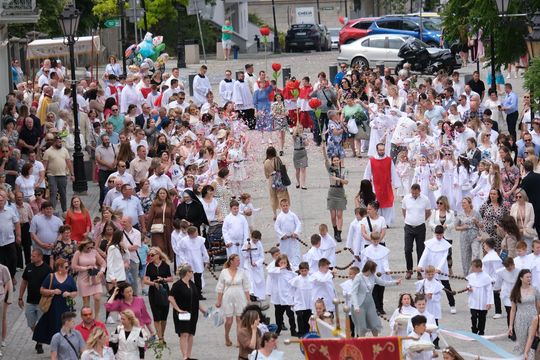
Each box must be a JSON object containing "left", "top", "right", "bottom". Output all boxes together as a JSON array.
[{"left": 207, "top": 221, "right": 227, "bottom": 270}]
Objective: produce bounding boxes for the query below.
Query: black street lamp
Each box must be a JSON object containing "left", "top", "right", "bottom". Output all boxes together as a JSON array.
[
  {"left": 271, "top": 0, "right": 280, "bottom": 53},
  {"left": 175, "top": 1, "right": 187, "bottom": 68},
  {"left": 492, "top": 0, "right": 511, "bottom": 93},
  {"left": 58, "top": 3, "right": 87, "bottom": 194}
]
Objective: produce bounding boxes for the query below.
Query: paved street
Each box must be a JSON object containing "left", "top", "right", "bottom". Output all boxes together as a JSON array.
[{"left": 3, "top": 52, "right": 527, "bottom": 359}]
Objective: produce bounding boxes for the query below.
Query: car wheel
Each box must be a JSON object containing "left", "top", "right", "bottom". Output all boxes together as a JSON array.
[
  {"left": 426, "top": 41, "right": 440, "bottom": 48},
  {"left": 352, "top": 56, "right": 368, "bottom": 69}
]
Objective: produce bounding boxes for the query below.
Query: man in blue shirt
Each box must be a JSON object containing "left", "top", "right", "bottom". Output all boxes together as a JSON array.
[
  {"left": 501, "top": 83, "right": 519, "bottom": 140},
  {"left": 334, "top": 63, "right": 348, "bottom": 86},
  {"left": 50, "top": 312, "right": 85, "bottom": 360},
  {"left": 517, "top": 132, "right": 540, "bottom": 158}
]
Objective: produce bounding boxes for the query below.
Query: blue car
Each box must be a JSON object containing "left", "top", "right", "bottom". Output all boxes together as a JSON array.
[{"left": 368, "top": 15, "right": 442, "bottom": 47}]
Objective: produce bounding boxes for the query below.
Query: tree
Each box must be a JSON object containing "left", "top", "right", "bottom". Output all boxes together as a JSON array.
[
  {"left": 441, "top": 0, "right": 538, "bottom": 70},
  {"left": 92, "top": 0, "right": 184, "bottom": 28},
  {"left": 524, "top": 58, "right": 540, "bottom": 109}
]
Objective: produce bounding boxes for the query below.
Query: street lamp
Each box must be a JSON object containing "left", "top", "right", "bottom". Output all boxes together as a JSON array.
[
  {"left": 490, "top": 0, "right": 511, "bottom": 92},
  {"left": 495, "top": 0, "right": 509, "bottom": 14},
  {"left": 271, "top": 0, "right": 280, "bottom": 53},
  {"left": 58, "top": 3, "right": 87, "bottom": 193},
  {"left": 174, "top": 1, "right": 187, "bottom": 68}
]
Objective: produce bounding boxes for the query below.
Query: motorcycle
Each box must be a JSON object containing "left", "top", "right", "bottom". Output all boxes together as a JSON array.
[{"left": 396, "top": 37, "right": 462, "bottom": 75}]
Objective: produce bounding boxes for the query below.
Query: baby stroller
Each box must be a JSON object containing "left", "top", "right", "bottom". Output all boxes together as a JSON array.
[{"left": 207, "top": 221, "right": 227, "bottom": 270}]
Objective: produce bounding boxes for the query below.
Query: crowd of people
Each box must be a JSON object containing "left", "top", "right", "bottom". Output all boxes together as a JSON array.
[{"left": 0, "top": 52, "right": 539, "bottom": 360}]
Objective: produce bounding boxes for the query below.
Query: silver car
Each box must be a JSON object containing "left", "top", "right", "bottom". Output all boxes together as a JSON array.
[
  {"left": 337, "top": 34, "right": 410, "bottom": 69},
  {"left": 328, "top": 27, "right": 341, "bottom": 49}
]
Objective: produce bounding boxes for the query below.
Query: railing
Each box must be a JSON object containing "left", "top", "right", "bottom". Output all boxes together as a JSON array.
[{"left": 1, "top": 0, "right": 37, "bottom": 15}]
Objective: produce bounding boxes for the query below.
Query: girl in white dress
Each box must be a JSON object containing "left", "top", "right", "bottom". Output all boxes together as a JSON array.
[
  {"left": 412, "top": 155, "right": 437, "bottom": 208},
  {"left": 367, "top": 105, "right": 389, "bottom": 157},
  {"left": 395, "top": 151, "right": 412, "bottom": 198},
  {"left": 470, "top": 160, "right": 491, "bottom": 210},
  {"left": 437, "top": 150, "right": 456, "bottom": 209},
  {"left": 415, "top": 266, "right": 444, "bottom": 322},
  {"left": 389, "top": 293, "right": 419, "bottom": 336},
  {"left": 226, "top": 138, "right": 247, "bottom": 196},
  {"left": 453, "top": 156, "right": 478, "bottom": 208}
]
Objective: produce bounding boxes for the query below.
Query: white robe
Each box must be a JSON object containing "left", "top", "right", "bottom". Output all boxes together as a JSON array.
[
  {"left": 482, "top": 249, "right": 503, "bottom": 280},
  {"left": 274, "top": 210, "right": 302, "bottom": 267},
  {"left": 346, "top": 218, "right": 364, "bottom": 267},
  {"left": 171, "top": 229, "right": 187, "bottom": 266},
  {"left": 232, "top": 80, "right": 254, "bottom": 110},
  {"left": 403, "top": 331, "right": 433, "bottom": 360},
  {"left": 389, "top": 305, "right": 419, "bottom": 336},
  {"left": 192, "top": 74, "right": 211, "bottom": 107},
  {"left": 469, "top": 171, "right": 490, "bottom": 210},
  {"left": 415, "top": 278, "right": 444, "bottom": 319},
  {"left": 406, "top": 310, "right": 438, "bottom": 341},
  {"left": 222, "top": 213, "right": 250, "bottom": 267},
  {"left": 494, "top": 267, "right": 520, "bottom": 307},
  {"left": 267, "top": 267, "right": 296, "bottom": 305},
  {"left": 120, "top": 84, "right": 141, "bottom": 114},
  {"left": 339, "top": 279, "right": 354, "bottom": 313},
  {"left": 319, "top": 233, "right": 337, "bottom": 266},
  {"left": 289, "top": 275, "right": 313, "bottom": 311},
  {"left": 361, "top": 244, "right": 391, "bottom": 281},
  {"left": 219, "top": 79, "right": 234, "bottom": 105},
  {"left": 303, "top": 247, "right": 323, "bottom": 275},
  {"left": 528, "top": 253, "right": 540, "bottom": 291},
  {"left": 242, "top": 240, "right": 266, "bottom": 300},
  {"left": 418, "top": 237, "right": 452, "bottom": 280},
  {"left": 309, "top": 271, "right": 336, "bottom": 312},
  {"left": 178, "top": 235, "right": 209, "bottom": 274},
  {"left": 466, "top": 271, "right": 494, "bottom": 310}
]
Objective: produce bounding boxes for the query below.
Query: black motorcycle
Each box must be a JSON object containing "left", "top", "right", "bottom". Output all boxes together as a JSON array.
[{"left": 396, "top": 37, "right": 461, "bottom": 75}]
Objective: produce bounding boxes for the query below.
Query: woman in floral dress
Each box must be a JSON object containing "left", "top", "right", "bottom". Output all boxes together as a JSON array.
[
  {"left": 326, "top": 110, "right": 346, "bottom": 161},
  {"left": 212, "top": 168, "right": 233, "bottom": 218},
  {"left": 271, "top": 93, "right": 288, "bottom": 156},
  {"left": 254, "top": 82, "right": 273, "bottom": 143},
  {"left": 479, "top": 188, "right": 509, "bottom": 252},
  {"left": 51, "top": 225, "right": 78, "bottom": 272},
  {"left": 501, "top": 156, "right": 520, "bottom": 207}
]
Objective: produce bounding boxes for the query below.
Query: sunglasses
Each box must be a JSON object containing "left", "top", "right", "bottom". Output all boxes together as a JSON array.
[
  {"left": 437, "top": 201, "right": 443, "bottom": 205},
  {"left": 524, "top": 96, "right": 530, "bottom": 98},
  {"left": 112, "top": 109, "right": 119, "bottom": 111},
  {"left": 516, "top": 195, "right": 523, "bottom": 198}
]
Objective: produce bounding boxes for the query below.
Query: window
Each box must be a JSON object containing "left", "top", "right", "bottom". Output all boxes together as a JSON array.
[
  {"left": 361, "top": 39, "right": 370, "bottom": 47},
  {"left": 402, "top": 20, "right": 420, "bottom": 32},
  {"left": 353, "top": 21, "right": 373, "bottom": 30},
  {"left": 388, "top": 38, "right": 405, "bottom": 49},
  {"left": 369, "top": 38, "right": 386, "bottom": 48},
  {"left": 377, "top": 20, "right": 401, "bottom": 30}
]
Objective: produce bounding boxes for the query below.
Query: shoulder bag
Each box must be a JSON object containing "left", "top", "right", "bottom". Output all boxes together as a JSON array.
[
  {"left": 38, "top": 273, "right": 54, "bottom": 313},
  {"left": 63, "top": 334, "right": 80, "bottom": 359},
  {"left": 123, "top": 230, "right": 144, "bottom": 271},
  {"left": 278, "top": 159, "right": 291, "bottom": 187},
  {"left": 178, "top": 283, "right": 193, "bottom": 321},
  {"left": 531, "top": 315, "right": 540, "bottom": 350},
  {"left": 150, "top": 204, "right": 166, "bottom": 234}
]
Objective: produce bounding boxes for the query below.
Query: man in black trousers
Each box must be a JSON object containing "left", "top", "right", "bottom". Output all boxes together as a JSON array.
[{"left": 521, "top": 160, "right": 540, "bottom": 238}]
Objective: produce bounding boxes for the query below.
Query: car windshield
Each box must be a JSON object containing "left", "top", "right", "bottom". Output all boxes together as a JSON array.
[
  {"left": 329, "top": 29, "right": 340, "bottom": 36},
  {"left": 422, "top": 20, "right": 441, "bottom": 31}
]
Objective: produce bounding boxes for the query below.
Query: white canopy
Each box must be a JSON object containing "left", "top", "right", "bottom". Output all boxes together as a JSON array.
[{"left": 26, "top": 36, "right": 101, "bottom": 60}]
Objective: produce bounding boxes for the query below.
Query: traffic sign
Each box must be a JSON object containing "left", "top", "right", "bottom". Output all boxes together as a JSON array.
[{"left": 104, "top": 19, "right": 120, "bottom": 28}]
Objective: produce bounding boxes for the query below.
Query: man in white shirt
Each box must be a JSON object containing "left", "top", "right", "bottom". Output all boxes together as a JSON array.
[
  {"left": 462, "top": 85, "right": 480, "bottom": 105},
  {"left": 456, "top": 95, "right": 470, "bottom": 117},
  {"left": 103, "top": 178, "right": 123, "bottom": 208},
  {"left": 28, "top": 150, "right": 46, "bottom": 189},
  {"left": 192, "top": 65, "right": 211, "bottom": 107},
  {"left": 219, "top": 70, "right": 234, "bottom": 106},
  {"left": 148, "top": 164, "right": 174, "bottom": 194},
  {"left": 106, "top": 161, "right": 136, "bottom": 188},
  {"left": 161, "top": 79, "right": 180, "bottom": 107},
  {"left": 164, "top": 68, "right": 184, "bottom": 88},
  {"left": 120, "top": 216, "right": 142, "bottom": 295},
  {"left": 232, "top": 72, "right": 255, "bottom": 129},
  {"left": 129, "top": 145, "right": 152, "bottom": 186},
  {"left": 244, "top": 63, "right": 256, "bottom": 95},
  {"left": 37, "top": 68, "right": 50, "bottom": 88},
  {"left": 454, "top": 121, "right": 477, "bottom": 154},
  {"left": 402, "top": 184, "right": 431, "bottom": 280},
  {"left": 120, "top": 76, "right": 141, "bottom": 114},
  {"left": 451, "top": 71, "right": 464, "bottom": 97}
]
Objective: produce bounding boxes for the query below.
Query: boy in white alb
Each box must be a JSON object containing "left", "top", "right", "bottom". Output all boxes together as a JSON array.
[
  {"left": 417, "top": 225, "right": 456, "bottom": 314},
  {"left": 318, "top": 224, "right": 337, "bottom": 267},
  {"left": 346, "top": 208, "right": 367, "bottom": 267},
  {"left": 514, "top": 241, "right": 533, "bottom": 270},
  {"left": 466, "top": 259, "right": 494, "bottom": 335},
  {"left": 494, "top": 257, "right": 519, "bottom": 340},
  {"left": 481, "top": 238, "right": 503, "bottom": 318},
  {"left": 171, "top": 219, "right": 188, "bottom": 269},
  {"left": 415, "top": 266, "right": 443, "bottom": 323},
  {"left": 242, "top": 230, "right": 266, "bottom": 301},
  {"left": 274, "top": 199, "right": 302, "bottom": 267},
  {"left": 339, "top": 266, "right": 360, "bottom": 337},
  {"left": 403, "top": 315, "right": 434, "bottom": 360},
  {"left": 361, "top": 232, "right": 391, "bottom": 314},
  {"left": 303, "top": 234, "right": 324, "bottom": 275},
  {"left": 289, "top": 262, "right": 313, "bottom": 337},
  {"left": 407, "top": 295, "right": 438, "bottom": 348},
  {"left": 309, "top": 258, "right": 336, "bottom": 313},
  {"left": 222, "top": 200, "right": 250, "bottom": 267},
  {"left": 179, "top": 226, "right": 210, "bottom": 298}
]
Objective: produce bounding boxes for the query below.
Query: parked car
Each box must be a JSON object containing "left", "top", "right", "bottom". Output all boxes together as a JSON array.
[
  {"left": 328, "top": 27, "right": 341, "bottom": 49},
  {"left": 285, "top": 24, "right": 332, "bottom": 52},
  {"left": 338, "top": 17, "right": 378, "bottom": 45},
  {"left": 337, "top": 34, "right": 411, "bottom": 69},
  {"left": 368, "top": 15, "right": 442, "bottom": 47}
]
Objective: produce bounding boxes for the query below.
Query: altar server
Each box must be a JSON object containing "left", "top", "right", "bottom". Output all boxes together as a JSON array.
[
  {"left": 274, "top": 199, "right": 302, "bottom": 267},
  {"left": 222, "top": 200, "right": 250, "bottom": 267}
]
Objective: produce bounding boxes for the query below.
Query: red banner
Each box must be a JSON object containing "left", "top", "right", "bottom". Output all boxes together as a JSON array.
[{"left": 300, "top": 337, "right": 402, "bottom": 360}]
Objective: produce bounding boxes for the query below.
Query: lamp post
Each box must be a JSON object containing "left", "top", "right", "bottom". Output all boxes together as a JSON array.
[
  {"left": 493, "top": 0, "right": 510, "bottom": 92},
  {"left": 175, "top": 1, "right": 187, "bottom": 68},
  {"left": 58, "top": 3, "right": 87, "bottom": 194},
  {"left": 118, "top": 0, "right": 127, "bottom": 75},
  {"left": 271, "top": 0, "right": 280, "bottom": 53}
]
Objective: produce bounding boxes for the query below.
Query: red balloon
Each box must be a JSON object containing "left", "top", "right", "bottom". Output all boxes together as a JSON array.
[
  {"left": 260, "top": 27, "right": 270, "bottom": 36},
  {"left": 272, "top": 63, "right": 281, "bottom": 72},
  {"left": 339, "top": 16, "right": 345, "bottom": 25},
  {"left": 308, "top": 98, "right": 322, "bottom": 109}
]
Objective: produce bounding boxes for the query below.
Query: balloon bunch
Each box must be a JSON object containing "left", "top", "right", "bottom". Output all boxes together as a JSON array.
[{"left": 124, "top": 32, "right": 168, "bottom": 71}]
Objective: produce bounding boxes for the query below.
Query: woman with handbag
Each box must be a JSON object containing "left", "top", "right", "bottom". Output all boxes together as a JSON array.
[
  {"left": 71, "top": 239, "right": 106, "bottom": 320},
  {"left": 146, "top": 188, "right": 174, "bottom": 259},
  {"left": 497, "top": 215, "right": 522, "bottom": 259},
  {"left": 510, "top": 269, "right": 540, "bottom": 358},
  {"left": 32, "top": 258, "right": 78, "bottom": 345},
  {"left": 263, "top": 147, "right": 290, "bottom": 221},
  {"left": 169, "top": 264, "right": 207, "bottom": 360},
  {"left": 143, "top": 247, "right": 173, "bottom": 343},
  {"left": 511, "top": 189, "right": 536, "bottom": 252}
]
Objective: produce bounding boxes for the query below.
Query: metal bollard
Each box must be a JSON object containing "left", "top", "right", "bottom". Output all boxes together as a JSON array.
[
  {"left": 236, "top": 70, "right": 244, "bottom": 80},
  {"left": 188, "top": 74, "right": 196, "bottom": 97},
  {"left": 329, "top": 64, "right": 338, "bottom": 85},
  {"left": 282, "top": 66, "right": 291, "bottom": 87}
]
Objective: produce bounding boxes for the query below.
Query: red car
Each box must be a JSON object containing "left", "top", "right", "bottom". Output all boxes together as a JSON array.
[{"left": 339, "top": 17, "right": 379, "bottom": 45}]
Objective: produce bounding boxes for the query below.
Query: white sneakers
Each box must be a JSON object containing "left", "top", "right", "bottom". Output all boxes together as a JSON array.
[
  {"left": 450, "top": 307, "right": 457, "bottom": 314},
  {"left": 493, "top": 313, "right": 503, "bottom": 319}
]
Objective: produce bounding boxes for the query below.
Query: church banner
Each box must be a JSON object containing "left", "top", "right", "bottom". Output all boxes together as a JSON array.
[{"left": 301, "top": 336, "right": 402, "bottom": 360}]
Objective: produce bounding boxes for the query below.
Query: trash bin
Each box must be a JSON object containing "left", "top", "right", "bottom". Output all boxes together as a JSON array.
[
  {"left": 188, "top": 74, "right": 196, "bottom": 97},
  {"left": 232, "top": 45, "right": 240, "bottom": 60}
]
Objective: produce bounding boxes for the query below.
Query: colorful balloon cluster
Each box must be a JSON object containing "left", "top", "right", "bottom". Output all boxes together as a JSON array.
[{"left": 124, "top": 32, "right": 169, "bottom": 71}]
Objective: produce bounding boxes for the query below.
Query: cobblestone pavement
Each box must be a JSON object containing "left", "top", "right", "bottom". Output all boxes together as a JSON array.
[{"left": 3, "top": 52, "right": 527, "bottom": 359}]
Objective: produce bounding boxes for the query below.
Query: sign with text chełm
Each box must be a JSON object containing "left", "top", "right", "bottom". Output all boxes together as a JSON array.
[
  {"left": 296, "top": 7, "right": 315, "bottom": 24},
  {"left": 104, "top": 19, "right": 120, "bottom": 28}
]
